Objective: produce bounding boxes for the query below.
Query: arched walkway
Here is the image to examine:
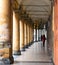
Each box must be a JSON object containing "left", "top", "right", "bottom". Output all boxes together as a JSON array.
[{"left": 0, "top": 0, "right": 58, "bottom": 65}]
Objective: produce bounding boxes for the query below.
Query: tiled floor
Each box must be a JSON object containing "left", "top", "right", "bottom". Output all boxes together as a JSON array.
[
  {"left": 0, "top": 41, "right": 53, "bottom": 65},
  {"left": 12, "top": 41, "right": 53, "bottom": 65}
]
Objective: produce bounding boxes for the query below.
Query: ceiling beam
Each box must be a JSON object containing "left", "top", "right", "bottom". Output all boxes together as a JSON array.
[
  {"left": 22, "top": 5, "right": 50, "bottom": 7},
  {"left": 26, "top": 10, "right": 48, "bottom": 12},
  {"left": 13, "top": 8, "right": 49, "bottom": 13},
  {"left": 27, "top": 14, "right": 49, "bottom": 16},
  {"left": 20, "top": 16, "right": 48, "bottom": 18},
  {"left": 20, "top": 17, "right": 48, "bottom": 20},
  {"left": 23, "top": 5, "right": 50, "bottom": 13},
  {"left": 20, "top": 14, "right": 49, "bottom": 16}
]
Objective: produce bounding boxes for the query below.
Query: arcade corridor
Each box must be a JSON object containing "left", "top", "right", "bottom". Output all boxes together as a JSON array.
[{"left": 0, "top": 0, "right": 58, "bottom": 65}]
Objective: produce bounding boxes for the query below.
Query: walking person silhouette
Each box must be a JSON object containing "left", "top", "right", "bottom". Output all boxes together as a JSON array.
[{"left": 41, "top": 35, "right": 46, "bottom": 47}]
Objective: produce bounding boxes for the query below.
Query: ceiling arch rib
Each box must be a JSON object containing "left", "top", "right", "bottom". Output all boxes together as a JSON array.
[{"left": 21, "top": 0, "right": 51, "bottom": 22}]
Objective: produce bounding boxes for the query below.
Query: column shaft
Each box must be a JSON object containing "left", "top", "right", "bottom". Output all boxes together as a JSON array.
[
  {"left": 29, "top": 27, "right": 30, "bottom": 43},
  {"left": 31, "top": 27, "right": 33, "bottom": 42},
  {"left": 30, "top": 27, "right": 32, "bottom": 43},
  {"left": 34, "top": 24, "right": 36, "bottom": 41},
  {"left": 30, "top": 27, "right": 33, "bottom": 42},
  {"left": 0, "top": 0, "right": 14, "bottom": 64},
  {"left": 13, "top": 12, "right": 21, "bottom": 55},
  {"left": 24, "top": 22, "right": 28, "bottom": 48},
  {"left": 27, "top": 25, "right": 30, "bottom": 45},
  {"left": 20, "top": 20, "right": 25, "bottom": 51}
]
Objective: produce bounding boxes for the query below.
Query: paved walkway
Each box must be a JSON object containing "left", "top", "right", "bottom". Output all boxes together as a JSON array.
[{"left": 12, "top": 41, "right": 53, "bottom": 65}]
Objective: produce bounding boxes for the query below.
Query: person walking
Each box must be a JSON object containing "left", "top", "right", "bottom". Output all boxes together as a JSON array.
[{"left": 41, "top": 35, "right": 46, "bottom": 47}]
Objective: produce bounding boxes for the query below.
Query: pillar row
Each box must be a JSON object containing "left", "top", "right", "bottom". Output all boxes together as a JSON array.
[
  {"left": 13, "top": 11, "right": 21, "bottom": 55},
  {"left": 0, "top": 0, "right": 14, "bottom": 64}
]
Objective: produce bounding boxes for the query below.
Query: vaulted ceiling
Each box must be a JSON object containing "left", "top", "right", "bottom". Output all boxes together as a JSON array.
[
  {"left": 16, "top": 0, "right": 52, "bottom": 27},
  {"left": 22, "top": 0, "right": 51, "bottom": 21}
]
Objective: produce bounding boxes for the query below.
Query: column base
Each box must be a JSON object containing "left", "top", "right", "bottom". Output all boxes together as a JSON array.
[
  {"left": 29, "top": 43, "right": 32, "bottom": 46},
  {"left": 2, "top": 56, "right": 14, "bottom": 64},
  {"left": 28, "top": 42, "right": 33, "bottom": 46},
  {"left": 21, "top": 47, "right": 25, "bottom": 51},
  {"left": 25, "top": 45, "right": 29, "bottom": 48},
  {"left": 13, "top": 50, "right": 21, "bottom": 55}
]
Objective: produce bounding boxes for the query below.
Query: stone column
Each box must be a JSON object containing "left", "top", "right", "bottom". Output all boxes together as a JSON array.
[
  {"left": 26, "top": 24, "right": 29, "bottom": 47},
  {"left": 30, "top": 26, "right": 33, "bottom": 43},
  {"left": 20, "top": 20, "right": 25, "bottom": 51},
  {"left": 0, "top": 0, "right": 14, "bottom": 64},
  {"left": 37, "top": 24, "right": 39, "bottom": 41},
  {"left": 25, "top": 24, "right": 28, "bottom": 48},
  {"left": 33, "top": 26, "right": 34, "bottom": 42},
  {"left": 31, "top": 27, "right": 33, "bottom": 42},
  {"left": 30, "top": 26, "right": 32, "bottom": 43},
  {"left": 13, "top": 11, "right": 21, "bottom": 55},
  {"left": 29, "top": 25, "right": 30, "bottom": 44},
  {"left": 29, "top": 26, "right": 31, "bottom": 46},
  {"left": 27, "top": 25, "right": 30, "bottom": 46},
  {"left": 35, "top": 24, "right": 37, "bottom": 42},
  {"left": 24, "top": 22, "right": 28, "bottom": 48},
  {"left": 34, "top": 24, "right": 35, "bottom": 41}
]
